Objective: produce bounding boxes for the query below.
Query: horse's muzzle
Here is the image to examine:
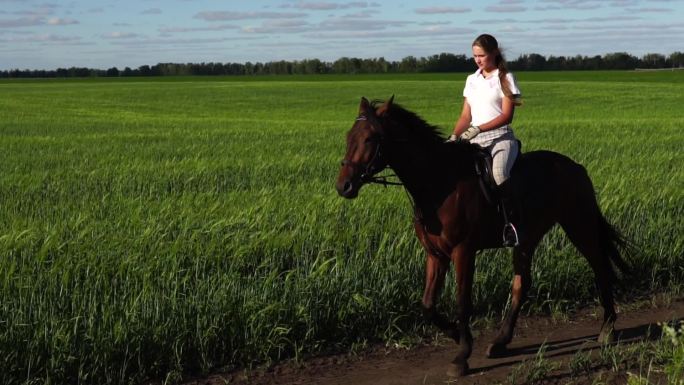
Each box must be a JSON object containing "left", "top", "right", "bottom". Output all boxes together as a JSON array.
[{"left": 336, "top": 178, "right": 359, "bottom": 199}]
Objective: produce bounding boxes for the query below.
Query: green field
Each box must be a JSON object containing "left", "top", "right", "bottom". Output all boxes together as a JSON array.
[{"left": 1, "top": 71, "right": 682, "bottom": 384}]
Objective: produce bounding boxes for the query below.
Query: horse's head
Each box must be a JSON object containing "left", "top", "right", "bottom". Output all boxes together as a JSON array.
[{"left": 336, "top": 96, "right": 394, "bottom": 198}]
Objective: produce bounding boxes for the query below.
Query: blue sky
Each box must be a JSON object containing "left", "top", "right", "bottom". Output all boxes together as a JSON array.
[{"left": 0, "top": 0, "right": 682, "bottom": 70}]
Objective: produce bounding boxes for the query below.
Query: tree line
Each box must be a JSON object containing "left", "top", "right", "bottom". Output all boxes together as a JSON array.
[{"left": 2, "top": 51, "right": 683, "bottom": 78}]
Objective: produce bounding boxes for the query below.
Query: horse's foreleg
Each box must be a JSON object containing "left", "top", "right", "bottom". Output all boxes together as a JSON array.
[
  {"left": 421, "top": 253, "right": 459, "bottom": 341},
  {"left": 487, "top": 247, "right": 533, "bottom": 358},
  {"left": 447, "top": 245, "right": 475, "bottom": 378}
]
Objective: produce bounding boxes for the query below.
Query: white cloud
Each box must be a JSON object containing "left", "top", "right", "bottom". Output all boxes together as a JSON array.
[
  {"left": 609, "top": 0, "right": 639, "bottom": 6},
  {"left": 499, "top": 26, "right": 527, "bottom": 33},
  {"left": 159, "top": 24, "right": 239, "bottom": 33},
  {"left": 281, "top": 1, "right": 375, "bottom": 10},
  {"left": 102, "top": 31, "right": 141, "bottom": 39},
  {"left": 0, "top": 33, "right": 80, "bottom": 43},
  {"left": 304, "top": 26, "right": 475, "bottom": 39},
  {"left": 470, "top": 18, "right": 517, "bottom": 24},
  {"left": 341, "top": 12, "right": 372, "bottom": 18},
  {"left": 318, "top": 17, "right": 412, "bottom": 31},
  {"left": 515, "top": 15, "right": 641, "bottom": 24},
  {"left": 625, "top": 7, "right": 671, "bottom": 12},
  {"left": 47, "top": 17, "right": 78, "bottom": 25},
  {"left": 107, "top": 37, "right": 231, "bottom": 47},
  {"left": 243, "top": 19, "right": 311, "bottom": 33},
  {"left": 0, "top": 16, "right": 43, "bottom": 28},
  {"left": 535, "top": 0, "right": 603, "bottom": 10},
  {"left": 485, "top": 5, "right": 527, "bottom": 12},
  {"left": 418, "top": 21, "right": 452, "bottom": 26},
  {"left": 15, "top": 4, "right": 58, "bottom": 17},
  {"left": 194, "top": 11, "right": 307, "bottom": 21},
  {"left": 415, "top": 7, "right": 471, "bottom": 14}
]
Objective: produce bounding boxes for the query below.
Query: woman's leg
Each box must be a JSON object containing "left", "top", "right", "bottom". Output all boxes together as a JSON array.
[
  {"left": 491, "top": 138, "right": 520, "bottom": 246},
  {"left": 491, "top": 138, "right": 519, "bottom": 186}
]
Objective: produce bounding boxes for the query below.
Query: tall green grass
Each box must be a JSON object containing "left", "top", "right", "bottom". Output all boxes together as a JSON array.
[{"left": 0, "top": 71, "right": 682, "bottom": 384}]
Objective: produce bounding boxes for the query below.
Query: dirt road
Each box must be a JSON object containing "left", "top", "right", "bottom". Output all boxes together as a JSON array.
[{"left": 186, "top": 298, "right": 684, "bottom": 385}]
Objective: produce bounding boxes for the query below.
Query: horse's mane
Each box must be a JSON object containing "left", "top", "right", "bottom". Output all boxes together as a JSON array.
[{"left": 369, "top": 100, "right": 477, "bottom": 161}]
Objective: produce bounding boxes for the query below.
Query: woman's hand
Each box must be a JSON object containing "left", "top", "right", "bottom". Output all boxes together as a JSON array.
[{"left": 459, "top": 125, "right": 480, "bottom": 141}]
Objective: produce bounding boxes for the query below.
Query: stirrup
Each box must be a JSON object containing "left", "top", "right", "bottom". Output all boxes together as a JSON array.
[{"left": 502, "top": 222, "right": 519, "bottom": 247}]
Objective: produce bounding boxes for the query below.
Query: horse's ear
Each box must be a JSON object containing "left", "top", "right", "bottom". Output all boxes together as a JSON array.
[
  {"left": 359, "top": 97, "right": 370, "bottom": 115},
  {"left": 376, "top": 95, "right": 394, "bottom": 117}
]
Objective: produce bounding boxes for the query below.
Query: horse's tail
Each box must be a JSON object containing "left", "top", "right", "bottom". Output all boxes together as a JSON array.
[{"left": 597, "top": 213, "right": 634, "bottom": 279}]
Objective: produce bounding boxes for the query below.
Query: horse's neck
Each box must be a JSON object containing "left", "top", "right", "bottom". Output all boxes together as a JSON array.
[{"left": 388, "top": 142, "right": 456, "bottom": 210}]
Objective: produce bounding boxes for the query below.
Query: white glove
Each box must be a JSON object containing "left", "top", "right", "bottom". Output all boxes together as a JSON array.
[
  {"left": 459, "top": 125, "right": 480, "bottom": 141},
  {"left": 445, "top": 134, "right": 458, "bottom": 143}
]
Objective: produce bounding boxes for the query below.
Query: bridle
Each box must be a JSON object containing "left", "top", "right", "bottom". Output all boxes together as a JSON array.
[{"left": 340, "top": 115, "right": 403, "bottom": 186}]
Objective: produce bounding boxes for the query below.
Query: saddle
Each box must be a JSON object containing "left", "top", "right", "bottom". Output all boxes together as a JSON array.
[{"left": 472, "top": 141, "right": 521, "bottom": 205}]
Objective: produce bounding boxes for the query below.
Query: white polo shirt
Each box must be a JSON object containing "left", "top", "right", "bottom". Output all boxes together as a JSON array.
[{"left": 463, "top": 69, "right": 521, "bottom": 146}]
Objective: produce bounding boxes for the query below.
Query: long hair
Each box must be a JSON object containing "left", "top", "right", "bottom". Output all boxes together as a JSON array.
[{"left": 472, "top": 34, "right": 521, "bottom": 106}]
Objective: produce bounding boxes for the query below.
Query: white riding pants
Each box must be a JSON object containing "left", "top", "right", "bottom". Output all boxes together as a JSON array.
[{"left": 485, "top": 136, "right": 519, "bottom": 186}]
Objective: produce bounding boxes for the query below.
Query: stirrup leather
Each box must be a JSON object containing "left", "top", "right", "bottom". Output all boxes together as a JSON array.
[{"left": 502, "top": 222, "right": 519, "bottom": 247}]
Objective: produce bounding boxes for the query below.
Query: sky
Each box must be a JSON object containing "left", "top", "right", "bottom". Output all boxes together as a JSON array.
[{"left": 0, "top": 0, "right": 682, "bottom": 70}]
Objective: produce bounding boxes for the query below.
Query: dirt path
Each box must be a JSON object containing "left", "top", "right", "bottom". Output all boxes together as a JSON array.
[{"left": 187, "top": 298, "right": 684, "bottom": 385}]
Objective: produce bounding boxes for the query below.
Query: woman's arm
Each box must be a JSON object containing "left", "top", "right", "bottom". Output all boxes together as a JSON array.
[
  {"left": 452, "top": 98, "right": 472, "bottom": 136},
  {"left": 477, "top": 96, "right": 516, "bottom": 132}
]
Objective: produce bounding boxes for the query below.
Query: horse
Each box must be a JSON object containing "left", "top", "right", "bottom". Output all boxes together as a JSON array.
[{"left": 335, "top": 96, "right": 631, "bottom": 378}]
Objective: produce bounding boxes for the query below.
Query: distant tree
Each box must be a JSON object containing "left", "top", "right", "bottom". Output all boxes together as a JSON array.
[
  {"left": 399, "top": 56, "right": 418, "bottom": 73},
  {"left": 225, "top": 62, "right": 242, "bottom": 75},
  {"left": 332, "top": 57, "right": 351, "bottom": 74},
  {"left": 350, "top": 58, "right": 362, "bottom": 74},
  {"left": 512, "top": 53, "right": 546, "bottom": 70},
  {"left": 244, "top": 62, "right": 255, "bottom": 75},
  {"left": 6, "top": 50, "right": 684, "bottom": 78},
  {"left": 138, "top": 65, "right": 152, "bottom": 76},
  {"left": 669, "top": 52, "right": 684, "bottom": 68},
  {"left": 423, "top": 53, "right": 468, "bottom": 72},
  {"left": 149, "top": 64, "right": 163, "bottom": 76},
  {"left": 66, "top": 67, "right": 92, "bottom": 77},
  {"left": 602, "top": 52, "right": 638, "bottom": 70},
  {"left": 641, "top": 53, "right": 666, "bottom": 68},
  {"left": 583, "top": 55, "right": 603, "bottom": 70}
]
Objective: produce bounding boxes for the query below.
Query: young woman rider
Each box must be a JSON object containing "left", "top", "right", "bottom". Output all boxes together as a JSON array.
[{"left": 447, "top": 33, "right": 522, "bottom": 247}]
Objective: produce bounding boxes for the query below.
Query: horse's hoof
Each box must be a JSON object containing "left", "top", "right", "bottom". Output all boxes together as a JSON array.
[
  {"left": 446, "top": 362, "right": 469, "bottom": 377},
  {"left": 486, "top": 343, "right": 508, "bottom": 358}
]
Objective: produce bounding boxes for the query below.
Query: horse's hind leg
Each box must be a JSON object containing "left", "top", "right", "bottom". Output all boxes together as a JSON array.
[
  {"left": 560, "top": 215, "right": 617, "bottom": 344},
  {"left": 486, "top": 238, "right": 539, "bottom": 358},
  {"left": 421, "top": 253, "right": 459, "bottom": 341}
]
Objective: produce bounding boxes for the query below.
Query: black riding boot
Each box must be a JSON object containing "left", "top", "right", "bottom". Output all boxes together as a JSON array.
[{"left": 498, "top": 179, "right": 521, "bottom": 247}]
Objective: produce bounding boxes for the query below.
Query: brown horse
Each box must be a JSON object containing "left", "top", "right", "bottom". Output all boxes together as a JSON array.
[{"left": 335, "top": 97, "right": 631, "bottom": 377}]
